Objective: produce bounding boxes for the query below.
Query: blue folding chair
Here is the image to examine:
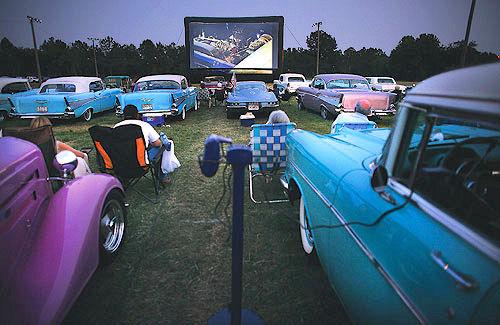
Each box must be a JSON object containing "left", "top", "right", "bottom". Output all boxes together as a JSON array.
[
  {"left": 330, "top": 121, "right": 377, "bottom": 133},
  {"left": 249, "top": 122, "right": 296, "bottom": 203}
]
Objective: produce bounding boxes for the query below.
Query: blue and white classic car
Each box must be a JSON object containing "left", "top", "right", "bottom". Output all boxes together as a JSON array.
[
  {"left": 226, "top": 81, "right": 279, "bottom": 119},
  {"left": 282, "top": 63, "right": 500, "bottom": 324},
  {"left": 9, "top": 77, "right": 122, "bottom": 121},
  {"left": 0, "top": 77, "right": 37, "bottom": 122},
  {"left": 116, "top": 75, "right": 197, "bottom": 121}
]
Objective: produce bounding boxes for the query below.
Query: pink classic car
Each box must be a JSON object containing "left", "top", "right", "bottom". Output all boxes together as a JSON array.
[
  {"left": 0, "top": 136, "right": 126, "bottom": 324},
  {"left": 296, "top": 73, "right": 397, "bottom": 119}
]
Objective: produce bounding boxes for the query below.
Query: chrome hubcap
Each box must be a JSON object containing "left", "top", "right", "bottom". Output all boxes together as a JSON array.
[
  {"left": 84, "top": 110, "right": 91, "bottom": 121},
  {"left": 100, "top": 200, "right": 125, "bottom": 253}
]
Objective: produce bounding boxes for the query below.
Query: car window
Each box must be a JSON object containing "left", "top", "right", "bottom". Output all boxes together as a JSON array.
[
  {"left": 1, "top": 82, "right": 30, "bottom": 94},
  {"left": 134, "top": 80, "right": 180, "bottom": 91},
  {"left": 181, "top": 79, "right": 188, "bottom": 89},
  {"left": 234, "top": 83, "right": 266, "bottom": 92},
  {"left": 279, "top": 76, "right": 283, "bottom": 81},
  {"left": 40, "top": 83, "right": 76, "bottom": 93},
  {"left": 89, "top": 81, "right": 104, "bottom": 92},
  {"left": 327, "top": 79, "right": 370, "bottom": 89},
  {"left": 312, "top": 78, "right": 325, "bottom": 89},
  {"left": 288, "top": 76, "right": 305, "bottom": 82},
  {"left": 378, "top": 78, "right": 395, "bottom": 84},
  {"left": 393, "top": 108, "right": 500, "bottom": 244}
]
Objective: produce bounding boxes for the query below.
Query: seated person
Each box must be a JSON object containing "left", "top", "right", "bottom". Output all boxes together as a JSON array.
[
  {"left": 197, "top": 82, "right": 212, "bottom": 108},
  {"left": 114, "top": 105, "right": 172, "bottom": 184},
  {"left": 267, "top": 110, "right": 291, "bottom": 124},
  {"left": 30, "top": 117, "right": 92, "bottom": 177},
  {"left": 331, "top": 99, "right": 374, "bottom": 132}
]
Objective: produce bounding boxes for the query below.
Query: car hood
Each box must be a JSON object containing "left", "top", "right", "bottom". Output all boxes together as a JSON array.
[{"left": 228, "top": 89, "right": 277, "bottom": 103}]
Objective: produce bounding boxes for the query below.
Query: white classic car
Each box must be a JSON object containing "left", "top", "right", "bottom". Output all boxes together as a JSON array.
[
  {"left": 365, "top": 77, "right": 407, "bottom": 93},
  {"left": 273, "top": 73, "right": 309, "bottom": 99},
  {"left": 0, "top": 77, "right": 36, "bottom": 122}
]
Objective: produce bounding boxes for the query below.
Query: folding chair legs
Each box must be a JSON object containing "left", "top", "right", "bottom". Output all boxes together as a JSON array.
[
  {"left": 120, "top": 171, "right": 160, "bottom": 204},
  {"left": 248, "top": 166, "right": 289, "bottom": 204}
]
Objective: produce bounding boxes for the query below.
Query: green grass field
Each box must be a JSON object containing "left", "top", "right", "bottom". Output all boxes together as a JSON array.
[{"left": 3, "top": 100, "right": 394, "bottom": 324}]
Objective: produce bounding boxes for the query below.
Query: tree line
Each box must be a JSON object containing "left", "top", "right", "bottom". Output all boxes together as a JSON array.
[{"left": 0, "top": 31, "right": 497, "bottom": 82}]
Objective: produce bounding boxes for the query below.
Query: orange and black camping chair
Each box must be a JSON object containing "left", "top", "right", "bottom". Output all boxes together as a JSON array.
[{"left": 88, "top": 124, "right": 163, "bottom": 202}]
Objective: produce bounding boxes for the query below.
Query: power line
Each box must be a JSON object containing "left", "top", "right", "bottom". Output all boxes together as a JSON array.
[{"left": 285, "top": 24, "right": 304, "bottom": 49}]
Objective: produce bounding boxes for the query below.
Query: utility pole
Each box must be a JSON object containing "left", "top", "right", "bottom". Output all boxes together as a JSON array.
[
  {"left": 312, "top": 22, "right": 322, "bottom": 75},
  {"left": 27, "top": 16, "right": 42, "bottom": 82},
  {"left": 87, "top": 37, "right": 100, "bottom": 77},
  {"left": 460, "top": 0, "right": 476, "bottom": 67}
]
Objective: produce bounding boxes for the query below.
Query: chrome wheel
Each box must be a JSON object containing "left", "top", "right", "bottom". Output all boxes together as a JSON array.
[
  {"left": 299, "top": 196, "right": 314, "bottom": 254},
  {"left": 83, "top": 108, "right": 93, "bottom": 121},
  {"left": 100, "top": 197, "right": 125, "bottom": 254},
  {"left": 320, "top": 107, "right": 329, "bottom": 120},
  {"left": 0, "top": 111, "right": 7, "bottom": 122},
  {"left": 180, "top": 107, "right": 186, "bottom": 120},
  {"left": 194, "top": 99, "right": 199, "bottom": 111},
  {"left": 297, "top": 99, "right": 304, "bottom": 110}
]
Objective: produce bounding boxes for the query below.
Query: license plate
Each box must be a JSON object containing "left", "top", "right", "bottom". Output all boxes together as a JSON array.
[
  {"left": 142, "top": 104, "right": 153, "bottom": 110},
  {"left": 248, "top": 103, "right": 259, "bottom": 111},
  {"left": 37, "top": 106, "right": 48, "bottom": 112}
]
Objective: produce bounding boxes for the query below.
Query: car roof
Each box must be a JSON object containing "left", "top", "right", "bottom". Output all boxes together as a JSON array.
[
  {"left": 136, "top": 75, "right": 185, "bottom": 84},
  {"left": 314, "top": 74, "right": 367, "bottom": 83},
  {"left": 405, "top": 63, "right": 500, "bottom": 121},
  {"left": 105, "top": 76, "right": 130, "bottom": 79},
  {"left": 281, "top": 73, "right": 305, "bottom": 78},
  {"left": 40, "top": 76, "right": 101, "bottom": 93},
  {"left": 0, "top": 77, "right": 29, "bottom": 90}
]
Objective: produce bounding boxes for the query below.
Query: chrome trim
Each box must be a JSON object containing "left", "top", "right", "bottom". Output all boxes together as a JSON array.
[
  {"left": 289, "top": 160, "right": 427, "bottom": 324},
  {"left": 389, "top": 179, "right": 500, "bottom": 263},
  {"left": 280, "top": 176, "right": 289, "bottom": 190},
  {"left": 430, "top": 251, "right": 478, "bottom": 290}
]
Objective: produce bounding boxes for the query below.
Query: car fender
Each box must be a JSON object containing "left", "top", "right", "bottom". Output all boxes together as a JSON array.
[{"left": 1, "top": 174, "right": 123, "bottom": 325}]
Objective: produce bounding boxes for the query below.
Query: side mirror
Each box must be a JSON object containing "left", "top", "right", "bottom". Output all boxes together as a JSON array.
[
  {"left": 53, "top": 150, "right": 78, "bottom": 179},
  {"left": 370, "top": 165, "right": 388, "bottom": 191}
]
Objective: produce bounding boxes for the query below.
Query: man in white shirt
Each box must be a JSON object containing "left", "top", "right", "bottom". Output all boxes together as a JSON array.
[
  {"left": 331, "top": 99, "right": 376, "bottom": 133},
  {"left": 114, "top": 105, "right": 171, "bottom": 183}
]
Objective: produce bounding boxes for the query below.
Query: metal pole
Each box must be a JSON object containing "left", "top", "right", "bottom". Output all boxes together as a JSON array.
[
  {"left": 313, "top": 22, "right": 322, "bottom": 75},
  {"left": 460, "top": 0, "right": 476, "bottom": 67},
  {"left": 27, "top": 16, "right": 42, "bottom": 82},
  {"left": 88, "top": 37, "right": 100, "bottom": 77}
]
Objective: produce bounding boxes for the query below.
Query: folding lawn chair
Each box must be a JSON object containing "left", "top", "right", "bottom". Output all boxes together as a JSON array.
[
  {"left": 249, "top": 122, "right": 296, "bottom": 204},
  {"left": 88, "top": 124, "right": 163, "bottom": 203},
  {"left": 330, "top": 121, "right": 377, "bottom": 134},
  {"left": 3, "top": 125, "right": 58, "bottom": 176}
]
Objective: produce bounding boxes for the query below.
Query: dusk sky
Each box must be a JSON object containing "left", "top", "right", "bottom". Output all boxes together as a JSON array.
[{"left": 1, "top": 0, "right": 499, "bottom": 55}]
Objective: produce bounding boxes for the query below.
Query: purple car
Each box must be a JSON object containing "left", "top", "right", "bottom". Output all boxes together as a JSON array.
[
  {"left": 0, "top": 137, "right": 126, "bottom": 324},
  {"left": 296, "top": 73, "right": 397, "bottom": 119}
]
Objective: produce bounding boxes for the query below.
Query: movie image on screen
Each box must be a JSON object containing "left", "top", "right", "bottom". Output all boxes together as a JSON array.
[{"left": 188, "top": 21, "right": 280, "bottom": 70}]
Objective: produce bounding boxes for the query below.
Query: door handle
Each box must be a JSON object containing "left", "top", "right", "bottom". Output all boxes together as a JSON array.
[{"left": 431, "top": 251, "right": 478, "bottom": 291}]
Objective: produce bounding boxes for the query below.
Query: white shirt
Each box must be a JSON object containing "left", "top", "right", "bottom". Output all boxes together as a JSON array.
[{"left": 114, "top": 119, "right": 160, "bottom": 148}]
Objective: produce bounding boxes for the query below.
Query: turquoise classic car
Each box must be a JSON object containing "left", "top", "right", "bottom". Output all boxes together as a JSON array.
[
  {"left": 0, "top": 77, "right": 37, "bottom": 122},
  {"left": 116, "top": 74, "right": 197, "bottom": 121},
  {"left": 282, "top": 63, "right": 500, "bottom": 324},
  {"left": 226, "top": 81, "right": 279, "bottom": 119},
  {"left": 9, "top": 77, "right": 122, "bottom": 121}
]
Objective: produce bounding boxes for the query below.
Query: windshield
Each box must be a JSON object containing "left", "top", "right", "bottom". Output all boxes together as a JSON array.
[
  {"left": 326, "top": 79, "right": 370, "bottom": 90},
  {"left": 105, "top": 78, "right": 122, "bottom": 86},
  {"left": 134, "top": 80, "right": 180, "bottom": 91},
  {"left": 235, "top": 83, "right": 266, "bottom": 92},
  {"left": 288, "top": 76, "right": 305, "bottom": 82},
  {"left": 40, "top": 83, "right": 76, "bottom": 93},
  {"left": 378, "top": 78, "right": 396, "bottom": 84}
]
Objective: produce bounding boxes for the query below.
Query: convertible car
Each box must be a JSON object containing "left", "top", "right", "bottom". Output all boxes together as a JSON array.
[
  {"left": 9, "top": 77, "right": 122, "bottom": 121},
  {"left": 226, "top": 81, "right": 279, "bottom": 119},
  {"left": 296, "top": 74, "right": 397, "bottom": 120},
  {"left": 282, "top": 63, "right": 500, "bottom": 323},
  {"left": 0, "top": 137, "right": 126, "bottom": 324},
  {"left": 0, "top": 77, "right": 37, "bottom": 122},
  {"left": 116, "top": 74, "right": 197, "bottom": 121}
]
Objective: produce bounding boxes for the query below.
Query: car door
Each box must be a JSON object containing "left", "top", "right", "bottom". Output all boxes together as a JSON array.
[
  {"left": 310, "top": 78, "right": 325, "bottom": 112},
  {"left": 333, "top": 107, "right": 500, "bottom": 323},
  {"left": 88, "top": 81, "right": 104, "bottom": 112}
]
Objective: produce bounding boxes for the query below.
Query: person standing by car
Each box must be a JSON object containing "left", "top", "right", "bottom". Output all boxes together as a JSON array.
[
  {"left": 330, "top": 99, "right": 375, "bottom": 132},
  {"left": 114, "top": 105, "right": 173, "bottom": 184},
  {"left": 214, "top": 81, "right": 225, "bottom": 107}
]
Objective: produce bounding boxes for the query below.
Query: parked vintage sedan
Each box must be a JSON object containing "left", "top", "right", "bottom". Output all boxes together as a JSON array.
[
  {"left": 117, "top": 74, "right": 197, "bottom": 121},
  {"left": 226, "top": 81, "right": 279, "bottom": 119},
  {"left": 0, "top": 137, "right": 127, "bottom": 324},
  {"left": 0, "top": 77, "right": 37, "bottom": 122},
  {"left": 9, "top": 76, "right": 122, "bottom": 121},
  {"left": 296, "top": 74, "right": 397, "bottom": 120},
  {"left": 282, "top": 63, "right": 500, "bottom": 323}
]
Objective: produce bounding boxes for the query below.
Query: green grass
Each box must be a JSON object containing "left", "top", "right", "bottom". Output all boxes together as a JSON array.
[{"left": 2, "top": 101, "right": 394, "bottom": 324}]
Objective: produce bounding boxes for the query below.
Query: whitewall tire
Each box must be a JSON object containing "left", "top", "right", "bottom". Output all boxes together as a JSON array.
[{"left": 299, "top": 196, "right": 314, "bottom": 254}]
